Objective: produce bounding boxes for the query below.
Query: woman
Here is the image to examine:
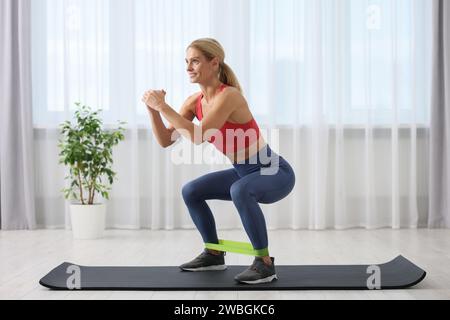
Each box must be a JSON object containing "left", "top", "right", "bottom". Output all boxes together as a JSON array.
[{"left": 142, "top": 38, "right": 295, "bottom": 284}]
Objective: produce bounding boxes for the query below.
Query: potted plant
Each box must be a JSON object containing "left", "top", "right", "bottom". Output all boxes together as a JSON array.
[{"left": 58, "top": 103, "right": 126, "bottom": 239}]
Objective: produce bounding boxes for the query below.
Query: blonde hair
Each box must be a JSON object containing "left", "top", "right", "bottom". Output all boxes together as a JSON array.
[{"left": 187, "top": 38, "right": 243, "bottom": 94}]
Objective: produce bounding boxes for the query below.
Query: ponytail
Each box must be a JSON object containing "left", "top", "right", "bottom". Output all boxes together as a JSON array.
[{"left": 219, "top": 62, "right": 243, "bottom": 94}]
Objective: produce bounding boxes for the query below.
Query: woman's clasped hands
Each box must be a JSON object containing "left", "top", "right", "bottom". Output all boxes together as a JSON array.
[{"left": 142, "top": 89, "right": 167, "bottom": 112}]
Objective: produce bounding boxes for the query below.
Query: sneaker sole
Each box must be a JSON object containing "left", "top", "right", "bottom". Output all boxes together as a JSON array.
[
  {"left": 236, "top": 274, "right": 278, "bottom": 284},
  {"left": 180, "top": 265, "right": 228, "bottom": 272}
]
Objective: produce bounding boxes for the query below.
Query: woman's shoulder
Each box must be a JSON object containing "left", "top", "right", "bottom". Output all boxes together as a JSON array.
[
  {"left": 179, "top": 92, "right": 202, "bottom": 116},
  {"left": 189, "top": 85, "right": 244, "bottom": 107},
  {"left": 218, "top": 85, "right": 245, "bottom": 103},
  {"left": 186, "top": 91, "right": 203, "bottom": 106},
  {"left": 223, "top": 87, "right": 247, "bottom": 110},
  {"left": 222, "top": 84, "right": 240, "bottom": 95}
]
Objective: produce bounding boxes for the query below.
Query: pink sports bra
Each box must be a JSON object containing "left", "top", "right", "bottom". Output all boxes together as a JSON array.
[{"left": 195, "top": 84, "right": 261, "bottom": 154}]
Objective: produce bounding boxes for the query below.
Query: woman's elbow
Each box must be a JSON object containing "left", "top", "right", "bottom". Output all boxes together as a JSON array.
[{"left": 160, "top": 140, "right": 175, "bottom": 148}]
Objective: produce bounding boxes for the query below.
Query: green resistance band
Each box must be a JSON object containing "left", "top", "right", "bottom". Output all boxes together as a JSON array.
[{"left": 205, "top": 239, "right": 269, "bottom": 257}]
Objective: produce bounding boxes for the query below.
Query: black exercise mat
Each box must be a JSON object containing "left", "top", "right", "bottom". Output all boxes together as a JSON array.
[{"left": 39, "top": 255, "right": 425, "bottom": 290}]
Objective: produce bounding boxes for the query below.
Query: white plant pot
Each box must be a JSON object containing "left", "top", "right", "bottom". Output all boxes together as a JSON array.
[{"left": 70, "top": 203, "right": 106, "bottom": 239}]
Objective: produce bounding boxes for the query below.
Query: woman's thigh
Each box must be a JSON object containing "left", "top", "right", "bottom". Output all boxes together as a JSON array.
[
  {"left": 182, "top": 168, "right": 241, "bottom": 201},
  {"left": 231, "top": 163, "right": 296, "bottom": 204}
]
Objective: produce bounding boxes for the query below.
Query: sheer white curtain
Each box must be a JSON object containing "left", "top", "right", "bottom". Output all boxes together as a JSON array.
[{"left": 31, "top": 0, "right": 432, "bottom": 230}]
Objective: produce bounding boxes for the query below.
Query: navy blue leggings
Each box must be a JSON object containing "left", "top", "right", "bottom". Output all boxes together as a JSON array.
[{"left": 181, "top": 145, "right": 295, "bottom": 255}]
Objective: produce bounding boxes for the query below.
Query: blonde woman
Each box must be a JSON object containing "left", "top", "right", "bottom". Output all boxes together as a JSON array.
[{"left": 142, "top": 38, "right": 295, "bottom": 284}]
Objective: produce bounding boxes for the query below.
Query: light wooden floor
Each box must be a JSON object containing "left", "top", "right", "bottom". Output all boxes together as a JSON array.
[{"left": 0, "top": 228, "right": 449, "bottom": 300}]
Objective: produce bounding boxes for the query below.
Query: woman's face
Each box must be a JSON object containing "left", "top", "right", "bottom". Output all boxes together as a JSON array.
[{"left": 185, "top": 47, "right": 219, "bottom": 84}]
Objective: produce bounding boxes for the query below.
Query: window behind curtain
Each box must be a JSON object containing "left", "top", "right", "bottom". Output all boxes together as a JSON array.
[{"left": 31, "top": 0, "right": 432, "bottom": 127}]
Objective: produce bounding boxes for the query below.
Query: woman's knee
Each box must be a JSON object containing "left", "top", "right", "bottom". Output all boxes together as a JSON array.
[{"left": 181, "top": 181, "right": 198, "bottom": 203}]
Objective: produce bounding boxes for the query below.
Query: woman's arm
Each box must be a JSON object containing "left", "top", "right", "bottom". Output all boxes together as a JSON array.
[
  {"left": 158, "top": 89, "right": 240, "bottom": 145},
  {"left": 147, "top": 108, "right": 173, "bottom": 147},
  {"left": 146, "top": 95, "right": 196, "bottom": 148}
]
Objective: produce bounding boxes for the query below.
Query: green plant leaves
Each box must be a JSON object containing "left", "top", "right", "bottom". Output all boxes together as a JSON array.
[{"left": 58, "top": 103, "right": 126, "bottom": 205}]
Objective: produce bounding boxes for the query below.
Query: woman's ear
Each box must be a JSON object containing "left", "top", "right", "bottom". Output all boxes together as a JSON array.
[{"left": 211, "top": 57, "right": 220, "bottom": 70}]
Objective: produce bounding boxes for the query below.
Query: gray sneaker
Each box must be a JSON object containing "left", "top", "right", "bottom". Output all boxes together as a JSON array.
[
  {"left": 234, "top": 257, "right": 278, "bottom": 284},
  {"left": 179, "top": 249, "right": 227, "bottom": 272}
]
